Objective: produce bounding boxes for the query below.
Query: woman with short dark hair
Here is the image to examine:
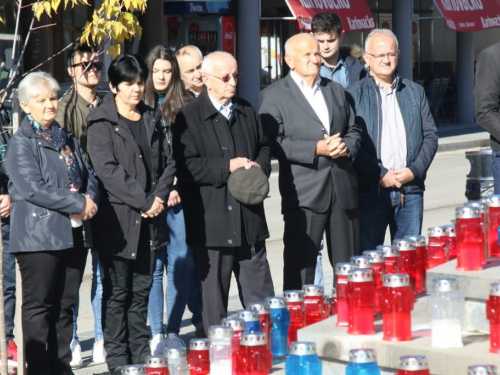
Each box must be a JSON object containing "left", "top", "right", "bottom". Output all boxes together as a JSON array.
[
  {"left": 143, "top": 46, "right": 204, "bottom": 354},
  {"left": 5, "top": 71, "right": 99, "bottom": 374},
  {"left": 87, "top": 54, "right": 175, "bottom": 373}
]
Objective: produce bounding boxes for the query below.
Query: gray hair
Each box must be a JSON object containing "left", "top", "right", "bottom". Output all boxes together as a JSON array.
[
  {"left": 364, "top": 28, "right": 399, "bottom": 53},
  {"left": 18, "top": 72, "right": 60, "bottom": 104},
  {"left": 176, "top": 45, "right": 203, "bottom": 59},
  {"left": 201, "top": 51, "right": 236, "bottom": 75}
]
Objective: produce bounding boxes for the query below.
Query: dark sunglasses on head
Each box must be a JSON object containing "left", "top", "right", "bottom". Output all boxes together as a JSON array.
[
  {"left": 71, "top": 61, "right": 104, "bottom": 71},
  {"left": 207, "top": 72, "right": 241, "bottom": 83}
]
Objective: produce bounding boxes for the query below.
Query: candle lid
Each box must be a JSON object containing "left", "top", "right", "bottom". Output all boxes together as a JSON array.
[
  {"left": 404, "top": 235, "right": 426, "bottom": 246},
  {"left": 145, "top": 355, "right": 168, "bottom": 368},
  {"left": 208, "top": 325, "right": 233, "bottom": 339},
  {"left": 362, "top": 250, "right": 386, "bottom": 263},
  {"left": 167, "top": 348, "right": 186, "bottom": 360},
  {"left": 221, "top": 318, "right": 245, "bottom": 331},
  {"left": 265, "top": 296, "right": 288, "bottom": 308},
  {"left": 433, "top": 278, "right": 459, "bottom": 292},
  {"left": 428, "top": 226, "right": 446, "bottom": 237},
  {"left": 332, "top": 287, "right": 337, "bottom": 297},
  {"left": 335, "top": 262, "right": 358, "bottom": 275},
  {"left": 349, "top": 349, "right": 377, "bottom": 364},
  {"left": 347, "top": 269, "right": 373, "bottom": 282},
  {"left": 376, "top": 245, "right": 400, "bottom": 257},
  {"left": 465, "top": 201, "right": 489, "bottom": 213},
  {"left": 302, "top": 285, "right": 324, "bottom": 296},
  {"left": 121, "top": 365, "right": 145, "bottom": 374},
  {"left": 284, "top": 290, "right": 305, "bottom": 302},
  {"left": 237, "top": 309, "right": 260, "bottom": 321},
  {"left": 189, "top": 338, "right": 210, "bottom": 351},
  {"left": 398, "top": 356, "right": 429, "bottom": 371},
  {"left": 249, "top": 302, "right": 271, "bottom": 315},
  {"left": 490, "top": 283, "right": 500, "bottom": 297},
  {"left": 486, "top": 196, "right": 500, "bottom": 208},
  {"left": 350, "top": 256, "right": 375, "bottom": 268},
  {"left": 468, "top": 365, "right": 498, "bottom": 375},
  {"left": 240, "top": 332, "right": 267, "bottom": 347},
  {"left": 383, "top": 273, "right": 410, "bottom": 287},
  {"left": 456, "top": 206, "right": 481, "bottom": 219},
  {"left": 289, "top": 342, "right": 317, "bottom": 356},
  {"left": 393, "top": 239, "right": 416, "bottom": 251},
  {"left": 440, "top": 224, "right": 456, "bottom": 237}
]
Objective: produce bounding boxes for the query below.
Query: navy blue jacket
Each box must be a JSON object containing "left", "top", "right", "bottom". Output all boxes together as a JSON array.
[
  {"left": 5, "top": 117, "right": 99, "bottom": 252},
  {"left": 346, "top": 74, "right": 438, "bottom": 195}
]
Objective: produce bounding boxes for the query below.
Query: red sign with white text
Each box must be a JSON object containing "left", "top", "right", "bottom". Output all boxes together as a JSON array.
[
  {"left": 434, "top": 0, "right": 500, "bottom": 31},
  {"left": 222, "top": 16, "right": 235, "bottom": 55},
  {"left": 285, "top": 0, "right": 375, "bottom": 32}
]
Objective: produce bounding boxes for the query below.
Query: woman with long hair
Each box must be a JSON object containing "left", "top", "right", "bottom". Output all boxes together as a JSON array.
[{"left": 144, "top": 46, "right": 204, "bottom": 353}]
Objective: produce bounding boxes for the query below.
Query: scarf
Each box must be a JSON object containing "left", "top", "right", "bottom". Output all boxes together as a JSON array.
[{"left": 28, "top": 115, "right": 83, "bottom": 191}]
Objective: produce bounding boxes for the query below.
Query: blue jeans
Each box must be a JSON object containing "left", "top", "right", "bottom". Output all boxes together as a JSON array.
[
  {"left": 359, "top": 190, "right": 424, "bottom": 251},
  {"left": 148, "top": 203, "right": 203, "bottom": 336},
  {"left": 72, "top": 249, "right": 104, "bottom": 341},
  {"left": 492, "top": 150, "right": 500, "bottom": 194},
  {"left": 2, "top": 219, "right": 15, "bottom": 341}
]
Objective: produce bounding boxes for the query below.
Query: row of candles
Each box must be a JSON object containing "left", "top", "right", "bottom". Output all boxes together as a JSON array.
[{"left": 117, "top": 196, "right": 500, "bottom": 374}]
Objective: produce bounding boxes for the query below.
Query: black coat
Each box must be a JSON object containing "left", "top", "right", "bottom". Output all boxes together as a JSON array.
[
  {"left": 173, "top": 91, "right": 270, "bottom": 247},
  {"left": 87, "top": 93, "right": 175, "bottom": 259},
  {"left": 5, "top": 117, "right": 99, "bottom": 252}
]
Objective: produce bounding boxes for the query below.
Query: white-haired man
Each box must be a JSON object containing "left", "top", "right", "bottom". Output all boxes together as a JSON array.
[
  {"left": 176, "top": 45, "right": 204, "bottom": 96},
  {"left": 345, "top": 29, "right": 438, "bottom": 251},
  {"left": 172, "top": 51, "right": 274, "bottom": 332}
]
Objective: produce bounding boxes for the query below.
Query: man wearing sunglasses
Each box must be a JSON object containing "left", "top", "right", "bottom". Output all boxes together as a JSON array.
[
  {"left": 55, "top": 43, "right": 106, "bottom": 368},
  {"left": 173, "top": 51, "right": 274, "bottom": 332},
  {"left": 345, "top": 29, "right": 437, "bottom": 251}
]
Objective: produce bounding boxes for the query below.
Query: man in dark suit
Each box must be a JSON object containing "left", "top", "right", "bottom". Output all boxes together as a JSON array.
[
  {"left": 259, "top": 33, "right": 361, "bottom": 291},
  {"left": 173, "top": 51, "right": 275, "bottom": 333}
]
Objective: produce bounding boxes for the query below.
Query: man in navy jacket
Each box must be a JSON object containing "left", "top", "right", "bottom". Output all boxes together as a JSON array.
[{"left": 346, "top": 29, "right": 438, "bottom": 250}]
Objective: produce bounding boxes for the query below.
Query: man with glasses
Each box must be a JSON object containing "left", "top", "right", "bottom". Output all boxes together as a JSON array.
[
  {"left": 346, "top": 29, "right": 438, "bottom": 251},
  {"left": 259, "top": 33, "right": 361, "bottom": 290},
  {"left": 55, "top": 43, "right": 106, "bottom": 367},
  {"left": 173, "top": 51, "right": 274, "bottom": 332}
]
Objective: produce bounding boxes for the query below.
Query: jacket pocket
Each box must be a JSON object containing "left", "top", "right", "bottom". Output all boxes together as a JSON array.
[{"left": 28, "top": 207, "right": 50, "bottom": 230}]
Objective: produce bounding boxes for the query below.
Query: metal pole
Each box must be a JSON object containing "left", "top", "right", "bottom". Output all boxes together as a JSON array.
[
  {"left": 393, "top": 0, "right": 413, "bottom": 80},
  {"left": 237, "top": 0, "right": 260, "bottom": 108},
  {"left": 457, "top": 31, "right": 475, "bottom": 125}
]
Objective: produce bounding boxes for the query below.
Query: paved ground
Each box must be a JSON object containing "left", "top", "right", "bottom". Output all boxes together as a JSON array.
[{"left": 8, "top": 124, "right": 491, "bottom": 374}]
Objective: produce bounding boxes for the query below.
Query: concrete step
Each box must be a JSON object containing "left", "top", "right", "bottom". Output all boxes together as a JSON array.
[
  {"left": 426, "top": 258, "right": 500, "bottom": 333},
  {"left": 297, "top": 297, "right": 500, "bottom": 375}
]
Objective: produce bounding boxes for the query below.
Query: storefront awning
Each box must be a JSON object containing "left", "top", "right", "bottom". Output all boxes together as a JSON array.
[
  {"left": 284, "top": 0, "right": 375, "bottom": 32},
  {"left": 164, "top": 0, "right": 231, "bottom": 15},
  {"left": 434, "top": 0, "right": 500, "bottom": 31}
]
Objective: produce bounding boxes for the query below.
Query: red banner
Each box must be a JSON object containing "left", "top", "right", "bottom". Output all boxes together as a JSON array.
[
  {"left": 284, "top": 0, "right": 375, "bottom": 32},
  {"left": 434, "top": 0, "right": 500, "bottom": 31}
]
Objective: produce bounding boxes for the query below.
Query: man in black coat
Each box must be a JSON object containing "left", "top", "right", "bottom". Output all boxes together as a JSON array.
[
  {"left": 259, "top": 33, "right": 361, "bottom": 291},
  {"left": 173, "top": 51, "right": 275, "bottom": 333}
]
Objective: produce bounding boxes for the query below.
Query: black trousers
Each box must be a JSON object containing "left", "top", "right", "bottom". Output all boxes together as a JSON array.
[
  {"left": 100, "top": 244, "right": 153, "bottom": 370},
  {"left": 16, "top": 228, "right": 87, "bottom": 375},
  {"left": 283, "top": 200, "right": 360, "bottom": 291},
  {"left": 196, "top": 240, "right": 275, "bottom": 334}
]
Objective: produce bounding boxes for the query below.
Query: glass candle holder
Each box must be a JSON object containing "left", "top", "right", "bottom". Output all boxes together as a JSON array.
[
  {"left": 404, "top": 235, "right": 427, "bottom": 293},
  {"left": 393, "top": 239, "right": 417, "bottom": 293},
  {"left": 265, "top": 296, "right": 290, "bottom": 358},
  {"left": 397, "top": 356, "right": 429, "bottom": 375},
  {"left": 208, "top": 325, "right": 233, "bottom": 375},
  {"left": 237, "top": 310, "right": 262, "bottom": 333},
  {"left": 467, "top": 365, "right": 498, "bottom": 375},
  {"left": 379, "top": 274, "right": 414, "bottom": 342},
  {"left": 347, "top": 269, "right": 375, "bottom": 335},
  {"left": 236, "top": 332, "right": 272, "bottom": 375},
  {"left": 248, "top": 302, "right": 271, "bottom": 350},
  {"left": 466, "top": 200, "right": 490, "bottom": 263},
  {"left": 285, "top": 342, "right": 322, "bottom": 375},
  {"left": 166, "top": 348, "right": 189, "bottom": 375},
  {"left": 284, "top": 290, "right": 305, "bottom": 345},
  {"left": 455, "top": 206, "right": 484, "bottom": 271},
  {"left": 487, "top": 282, "right": 500, "bottom": 354},
  {"left": 377, "top": 245, "right": 400, "bottom": 275},
  {"left": 346, "top": 348, "right": 381, "bottom": 375},
  {"left": 427, "top": 226, "right": 447, "bottom": 269},
  {"left": 335, "top": 263, "right": 358, "bottom": 327},
  {"left": 145, "top": 356, "right": 168, "bottom": 375},
  {"left": 222, "top": 317, "right": 245, "bottom": 374},
  {"left": 187, "top": 339, "right": 210, "bottom": 375},
  {"left": 302, "top": 284, "right": 325, "bottom": 326}
]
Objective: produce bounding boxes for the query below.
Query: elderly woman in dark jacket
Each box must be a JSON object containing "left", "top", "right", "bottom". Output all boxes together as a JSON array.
[
  {"left": 4, "top": 71, "right": 99, "bottom": 375},
  {"left": 87, "top": 54, "right": 175, "bottom": 373}
]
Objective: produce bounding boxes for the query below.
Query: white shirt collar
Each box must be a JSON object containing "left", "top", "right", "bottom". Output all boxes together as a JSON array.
[
  {"left": 290, "top": 70, "right": 321, "bottom": 91},
  {"left": 208, "top": 93, "right": 233, "bottom": 120}
]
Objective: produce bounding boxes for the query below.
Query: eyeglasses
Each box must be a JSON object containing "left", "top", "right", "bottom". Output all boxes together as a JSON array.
[
  {"left": 205, "top": 72, "right": 241, "bottom": 83},
  {"left": 364, "top": 52, "right": 399, "bottom": 60},
  {"left": 71, "top": 61, "right": 104, "bottom": 71}
]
